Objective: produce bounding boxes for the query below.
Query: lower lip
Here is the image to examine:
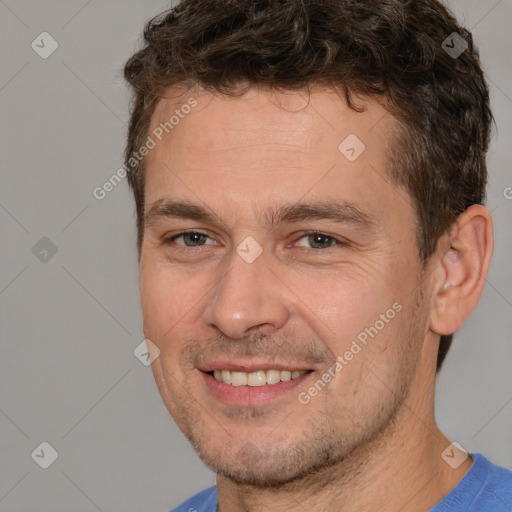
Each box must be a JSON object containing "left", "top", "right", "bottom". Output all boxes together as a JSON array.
[{"left": 201, "top": 371, "right": 314, "bottom": 406}]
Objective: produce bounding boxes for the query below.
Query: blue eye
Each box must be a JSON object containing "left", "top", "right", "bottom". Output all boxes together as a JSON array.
[
  {"left": 166, "top": 231, "right": 213, "bottom": 247},
  {"left": 295, "top": 232, "right": 341, "bottom": 249}
]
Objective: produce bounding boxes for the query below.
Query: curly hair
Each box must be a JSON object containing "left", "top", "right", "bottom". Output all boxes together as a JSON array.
[{"left": 123, "top": 0, "right": 493, "bottom": 372}]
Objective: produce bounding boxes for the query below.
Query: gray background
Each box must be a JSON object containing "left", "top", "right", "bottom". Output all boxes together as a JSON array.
[{"left": 0, "top": 1, "right": 511, "bottom": 511}]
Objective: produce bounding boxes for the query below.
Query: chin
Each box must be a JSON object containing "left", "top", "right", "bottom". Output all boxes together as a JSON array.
[{"left": 191, "top": 434, "right": 346, "bottom": 489}]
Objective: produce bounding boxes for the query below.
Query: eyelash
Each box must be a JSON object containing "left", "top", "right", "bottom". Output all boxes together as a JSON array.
[{"left": 163, "top": 230, "right": 346, "bottom": 250}]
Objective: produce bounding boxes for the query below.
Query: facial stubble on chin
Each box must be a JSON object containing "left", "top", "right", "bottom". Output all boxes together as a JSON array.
[
  {"left": 186, "top": 387, "right": 412, "bottom": 490},
  {"left": 154, "top": 288, "right": 427, "bottom": 489}
]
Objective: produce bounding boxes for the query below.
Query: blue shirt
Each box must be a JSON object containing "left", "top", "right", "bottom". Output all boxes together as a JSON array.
[{"left": 169, "top": 453, "right": 512, "bottom": 512}]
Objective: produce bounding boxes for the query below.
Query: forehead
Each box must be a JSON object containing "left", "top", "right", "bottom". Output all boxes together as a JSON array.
[
  {"left": 148, "top": 86, "right": 394, "bottom": 165},
  {"left": 144, "top": 85, "right": 410, "bottom": 233}
]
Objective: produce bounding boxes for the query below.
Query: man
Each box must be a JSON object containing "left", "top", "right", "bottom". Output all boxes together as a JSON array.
[{"left": 123, "top": 0, "right": 512, "bottom": 511}]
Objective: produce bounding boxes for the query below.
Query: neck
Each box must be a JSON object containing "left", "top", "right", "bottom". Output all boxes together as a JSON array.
[{"left": 216, "top": 354, "right": 472, "bottom": 512}]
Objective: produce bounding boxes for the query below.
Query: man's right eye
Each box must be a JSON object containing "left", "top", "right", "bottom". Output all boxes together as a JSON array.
[{"left": 164, "top": 231, "right": 214, "bottom": 247}]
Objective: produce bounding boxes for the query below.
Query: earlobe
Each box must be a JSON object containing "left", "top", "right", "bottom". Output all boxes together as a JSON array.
[{"left": 430, "top": 205, "right": 494, "bottom": 336}]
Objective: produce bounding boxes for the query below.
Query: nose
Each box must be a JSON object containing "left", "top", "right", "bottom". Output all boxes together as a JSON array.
[{"left": 202, "top": 249, "right": 290, "bottom": 340}]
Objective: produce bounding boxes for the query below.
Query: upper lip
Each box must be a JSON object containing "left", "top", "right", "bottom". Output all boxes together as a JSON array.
[{"left": 197, "top": 360, "right": 314, "bottom": 373}]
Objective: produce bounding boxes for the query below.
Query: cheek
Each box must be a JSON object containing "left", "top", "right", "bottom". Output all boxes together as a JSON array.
[
  {"left": 295, "top": 267, "right": 411, "bottom": 398},
  {"left": 297, "top": 267, "right": 396, "bottom": 341},
  {"left": 139, "top": 259, "right": 200, "bottom": 346}
]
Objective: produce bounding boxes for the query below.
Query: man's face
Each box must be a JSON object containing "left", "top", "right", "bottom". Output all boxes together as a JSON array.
[{"left": 140, "top": 86, "right": 433, "bottom": 485}]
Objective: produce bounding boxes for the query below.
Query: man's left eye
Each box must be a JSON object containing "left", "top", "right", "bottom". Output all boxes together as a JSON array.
[{"left": 294, "top": 232, "right": 342, "bottom": 250}]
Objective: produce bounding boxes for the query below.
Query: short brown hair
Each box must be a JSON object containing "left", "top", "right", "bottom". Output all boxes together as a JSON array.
[{"left": 123, "top": 0, "right": 493, "bottom": 372}]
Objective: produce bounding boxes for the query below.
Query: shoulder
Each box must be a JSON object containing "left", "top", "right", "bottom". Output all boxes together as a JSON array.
[
  {"left": 168, "top": 486, "right": 217, "bottom": 512},
  {"left": 473, "top": 453, "right": 512, "bottom": 506},
  {"left": 431, "top": 453, "right": 512, "bottom": 512}
]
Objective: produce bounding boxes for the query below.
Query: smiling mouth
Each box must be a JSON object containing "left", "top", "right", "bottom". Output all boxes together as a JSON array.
[{"left": 208, "top": 369, "right": 313, "bottom": 387}]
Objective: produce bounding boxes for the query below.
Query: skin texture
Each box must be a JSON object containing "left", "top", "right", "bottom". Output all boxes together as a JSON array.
[{"left": 139, "top": 86, "right": 493, "bottom": 512}]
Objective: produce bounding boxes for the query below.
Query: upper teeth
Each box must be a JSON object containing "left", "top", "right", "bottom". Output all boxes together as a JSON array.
[{"left": 213, "top": 369, "right": 308, "bottom": 387}]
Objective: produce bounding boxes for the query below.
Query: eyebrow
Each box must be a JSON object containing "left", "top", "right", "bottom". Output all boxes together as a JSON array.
[{"left": 144, "top": 199, "right": 376, "bottom": 232}]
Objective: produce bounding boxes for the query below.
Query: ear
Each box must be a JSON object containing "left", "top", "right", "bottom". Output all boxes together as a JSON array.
[{"left": 430, "top": 205, "right": 494, "bottom": 336}]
